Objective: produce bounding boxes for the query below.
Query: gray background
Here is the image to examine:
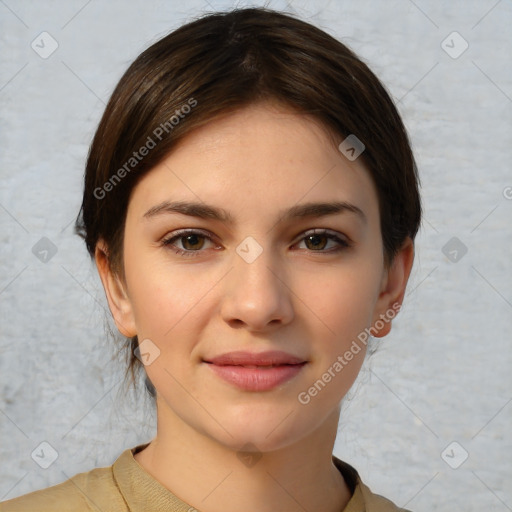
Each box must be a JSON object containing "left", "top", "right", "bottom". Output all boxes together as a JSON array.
[{"left": 1, "top": 1, "right": 511, "bottom": 510}]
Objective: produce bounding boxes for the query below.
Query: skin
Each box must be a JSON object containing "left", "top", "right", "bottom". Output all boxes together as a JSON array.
[{"left": 96, "top": 101, "right": 415, "bottom": 512}]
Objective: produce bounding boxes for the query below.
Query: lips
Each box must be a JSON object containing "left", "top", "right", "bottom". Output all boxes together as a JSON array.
[
  {"left": 203, "top": 351, "right": 307, "bottom": 391},
  {"left": 205, "top": 350, "right": 306, "bottom": 367}
]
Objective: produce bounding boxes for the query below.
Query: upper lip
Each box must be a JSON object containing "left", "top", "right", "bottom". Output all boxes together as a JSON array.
[{"left": 204, "top": 351, "right": 307, "bottom": 366}]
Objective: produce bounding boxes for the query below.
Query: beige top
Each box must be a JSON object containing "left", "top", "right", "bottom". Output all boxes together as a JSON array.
[{"left": 0, "top": 443, "right": 411, "bottom": 511}]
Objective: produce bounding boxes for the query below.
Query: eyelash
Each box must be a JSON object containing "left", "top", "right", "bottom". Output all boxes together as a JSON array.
[{"left": 160, "top": 229, "right": 351, "bottom": 258}]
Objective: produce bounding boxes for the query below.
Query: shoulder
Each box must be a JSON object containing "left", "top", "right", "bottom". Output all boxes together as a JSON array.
[
  {"left": 333, "top": 456, "right": 412, "bottom": 512},
  {"left": 357, "top": 480, "right": 412, "bottom": 512},
  {"left": 0, "top": 464, "right": 127, "bottom": 512}
]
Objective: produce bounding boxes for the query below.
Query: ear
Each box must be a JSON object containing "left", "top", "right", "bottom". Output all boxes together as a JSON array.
[
  {"left": 95, "top": 239, "right": 137, "bottom": 338},
  {"left": 371, "top": 237, "right": 415, "bottom": 338}
]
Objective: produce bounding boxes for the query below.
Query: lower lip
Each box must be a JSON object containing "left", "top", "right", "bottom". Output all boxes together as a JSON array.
[{"left": 206, "top": 363, "right": 306, "bottom": 391}]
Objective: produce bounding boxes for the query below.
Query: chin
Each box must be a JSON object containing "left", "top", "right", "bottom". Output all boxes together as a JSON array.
[{"left": 201, "top": 403, "right": 325, "bottom": 454}]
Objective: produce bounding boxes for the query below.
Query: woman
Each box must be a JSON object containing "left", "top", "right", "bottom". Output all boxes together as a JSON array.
[{"left": 1, "top": 6, "right": 420, "bottom": 511}]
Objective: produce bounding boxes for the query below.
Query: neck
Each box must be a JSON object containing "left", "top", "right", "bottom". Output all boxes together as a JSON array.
[{"left": 134, "top": 399, "right": 351, "bottom": 512}]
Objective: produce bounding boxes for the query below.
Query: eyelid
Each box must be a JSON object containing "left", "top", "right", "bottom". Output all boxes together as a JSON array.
[{"left": 162, "top": 227, "right": 213, "bottom": 240}]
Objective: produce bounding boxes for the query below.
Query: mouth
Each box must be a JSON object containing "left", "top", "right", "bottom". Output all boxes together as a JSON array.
[
  {"left": 204, "top": 350, "right": 307, "bottom": 366},
  {"left": 203, "top": 351, "right": 308, "bottom": 391}
]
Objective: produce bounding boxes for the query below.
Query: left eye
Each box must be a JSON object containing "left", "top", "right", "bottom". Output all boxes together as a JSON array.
[
  {"left": 161, "top": 229, "right": 350, "bottom": 257},
  {"left": 296, "top": 229, "right": 350, "bottom": 252}
]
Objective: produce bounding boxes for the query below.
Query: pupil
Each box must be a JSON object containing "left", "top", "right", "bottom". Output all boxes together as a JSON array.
[
  {"left": 185, "top": 235, "right": 202, "bottom": 250},
  {"left": 308, "top": 234, "right": 326, "bottom": 250}
]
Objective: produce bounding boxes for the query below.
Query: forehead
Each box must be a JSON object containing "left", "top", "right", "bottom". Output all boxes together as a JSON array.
[{"left": 127, "top": 102, "right": 380, "bottom": 229}]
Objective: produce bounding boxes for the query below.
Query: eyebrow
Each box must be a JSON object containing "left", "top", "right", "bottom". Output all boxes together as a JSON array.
[{"left": 143, "top": 199, "right": 367, "bottom": 225}]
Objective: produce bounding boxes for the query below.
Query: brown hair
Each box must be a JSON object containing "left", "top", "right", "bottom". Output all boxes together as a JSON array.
[{"left": 75, "top": 6, "right": 422, "bottom": 399}]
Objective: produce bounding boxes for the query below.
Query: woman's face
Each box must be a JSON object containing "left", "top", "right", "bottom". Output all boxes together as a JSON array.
[{"left": 99, "top": 101, "right": 412, "bottom": 452}]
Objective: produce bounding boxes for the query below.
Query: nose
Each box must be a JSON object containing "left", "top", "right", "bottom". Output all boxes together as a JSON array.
[{"left": 220, "top": 245, "right": 294, "bottom": 332}]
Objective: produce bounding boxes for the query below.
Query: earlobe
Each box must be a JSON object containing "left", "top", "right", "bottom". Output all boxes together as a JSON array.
[
  {"left": 94, "top": 240, "right": 137, "bottom": 338},
  {"left": 372, "top": 237, "right": 415, "bottom": 338}
]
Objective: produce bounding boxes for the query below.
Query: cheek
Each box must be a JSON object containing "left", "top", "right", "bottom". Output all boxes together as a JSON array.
[
  {"left": 124, "top": 250, "right": 216, "bottom": 341},
  {"left": 294, "top": 258, "right": 382, "bottom": 346}
]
